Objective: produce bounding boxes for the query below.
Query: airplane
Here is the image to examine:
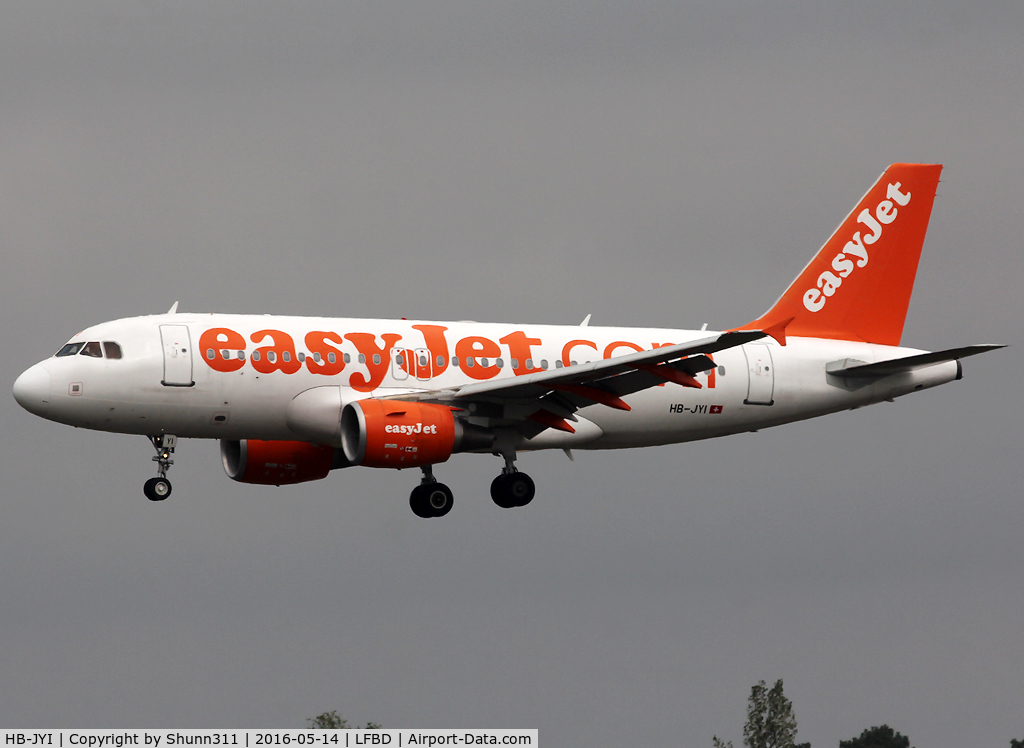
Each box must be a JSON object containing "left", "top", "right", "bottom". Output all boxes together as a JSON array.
[{"left": 12, "top": 163, "right": 1003, "bottom": 517}]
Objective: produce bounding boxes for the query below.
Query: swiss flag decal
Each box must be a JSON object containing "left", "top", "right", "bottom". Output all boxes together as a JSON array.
[{"left": 709, "top": 405, "right": 723, "bottom": 414}]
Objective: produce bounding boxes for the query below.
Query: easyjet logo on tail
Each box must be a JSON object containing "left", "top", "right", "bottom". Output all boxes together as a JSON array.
[{"left": 803, "top": 182, "right": 912, "bottom": 313}]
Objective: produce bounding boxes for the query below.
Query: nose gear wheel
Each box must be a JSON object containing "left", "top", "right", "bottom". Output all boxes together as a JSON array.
[
  {"left": 144, "top": 476, "right": 172, "bottom": 501},
  {"left": 145, "top": 434, "right": 176, "bottom": 502}
]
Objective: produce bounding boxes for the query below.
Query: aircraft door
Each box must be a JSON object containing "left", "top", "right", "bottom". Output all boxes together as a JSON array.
[
  {"left": 160, "top": 324, "right": 194, "bottom": 387},
  {"left": 743, "top": 344, "right": 774, "bottom": 405}
]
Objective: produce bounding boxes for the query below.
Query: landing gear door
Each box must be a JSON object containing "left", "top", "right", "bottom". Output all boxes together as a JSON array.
[
  {"left": 743, "top": 344, "right": 774, "bottom": 405},
  {"left": 160, "top": 324, "right": 194, "bottom": 387}
]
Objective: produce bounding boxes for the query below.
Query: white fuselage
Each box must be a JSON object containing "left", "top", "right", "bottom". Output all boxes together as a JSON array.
[{"left": 14, "top": 313, "right": 959, "bottom": 452}]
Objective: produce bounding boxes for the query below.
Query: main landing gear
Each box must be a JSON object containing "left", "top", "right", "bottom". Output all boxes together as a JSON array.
[
  {"left": 144, "top": 434, "right": 176, "bottom": 501},
  {"left": 406, "top": 452, "right": 536, "bottom": 518},
  {"left": 490, "top": 452, "right": 535, "bottom": 509},
  {"left": 410, "top": 464, "right": 454, "bottom": 518}
]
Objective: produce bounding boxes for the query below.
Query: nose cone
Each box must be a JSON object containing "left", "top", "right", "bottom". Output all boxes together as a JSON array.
[{"left": 13, "top": 363, "right": 52, "bottom": 416}]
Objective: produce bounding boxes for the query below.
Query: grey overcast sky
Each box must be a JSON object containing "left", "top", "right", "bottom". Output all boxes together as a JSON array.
[{"left": 1, "top": 2, "right": 1022, "bottom": 745}]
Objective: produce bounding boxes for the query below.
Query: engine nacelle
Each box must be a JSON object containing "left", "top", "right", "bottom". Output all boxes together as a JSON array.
[
  {"left": 341, "top": 400, "right": 464, "bottom": 468},
  {"left": 221, "top": 439, "right": 335, "bottom": 485}
]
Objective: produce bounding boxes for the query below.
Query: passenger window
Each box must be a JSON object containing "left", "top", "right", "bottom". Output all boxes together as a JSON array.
[
  {"left": 343, "top": 353, "right": 350, "bottom": 364},
  {"left": 358, "top": 354, "right": 366, "bottom": 364},
  {"left": 437, "top": 356, "right": 445, "bottom": 367},
  {"left": 103, "top": 342, "right": 123, "bottom": 359},
  {"left": 452, "top": 357, "right": 460, "bottom": 367},
  {"left": 373, "top": 354, "right": 381, "bottom": 365},
  {"left": 56, "top": 342, "right": 85, "bottom": 357},
  {"left": 328, "top": 352, "right": 336, "bottom": 364},
  {"left": 80, "top": 341, "right": 103, "bottom": 358}
]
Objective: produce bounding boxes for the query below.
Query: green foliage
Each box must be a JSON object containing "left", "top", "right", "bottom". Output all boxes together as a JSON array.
[
  {"left": 839, "top": 725, "right": 912, "bottom": 748},
  {"left": 742, "top": 679, "right": 805, "bottom": 748},
  {"left": 1010, "top": 740, "right": 1024, "bottom": 748},
  {"left": 308, "top": 711, "right": 347, "bottom": 729},
  {"left": 713, "top": 737, "right": 734, "bottom": 748},
  {"left": 307, "top": 711, "right": 381, "bottom": 730}
]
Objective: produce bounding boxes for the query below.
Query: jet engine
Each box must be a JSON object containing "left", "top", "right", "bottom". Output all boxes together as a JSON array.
[
  {"left": 341, "top": 400, "right": 494, "bottom": 468},
  {"left": 221, "top": 439, "right": 336, "bottom": 485}
]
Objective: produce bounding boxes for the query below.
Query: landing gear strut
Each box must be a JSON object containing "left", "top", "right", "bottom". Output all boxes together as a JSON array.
[
  {"left": 490, "top": 452, "right": 535, "bottom": 509},
  {"left": 144, "top": 434, "right": 176, "bottom": 501},
  {"left": 409, "top": 464, "right": 453, "bottom": 518}
]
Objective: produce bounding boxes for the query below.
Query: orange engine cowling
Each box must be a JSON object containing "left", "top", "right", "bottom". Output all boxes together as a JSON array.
[
  {"left": 341, "top": 400, "right": 457, "bottom": 468},
  {"left": 221, "top": 439, "right": 335, "bottom": 485}
]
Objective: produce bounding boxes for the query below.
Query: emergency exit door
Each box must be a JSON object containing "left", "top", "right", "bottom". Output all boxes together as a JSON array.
[{"left": 392, "top": 348, "right": 433, "bottom": 381}]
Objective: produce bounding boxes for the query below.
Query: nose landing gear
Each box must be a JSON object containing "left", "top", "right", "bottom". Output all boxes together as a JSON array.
[
  {"left": 409, "top": 464, "right": 453, "bottom": 518},
  {"left": 144, "top": 434, "right": 176, "bottom": 501}
]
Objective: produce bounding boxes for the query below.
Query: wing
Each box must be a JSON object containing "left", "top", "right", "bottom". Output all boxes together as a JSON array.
[{"left": 385, "top": 330, "right": 767, "bottom": 438}]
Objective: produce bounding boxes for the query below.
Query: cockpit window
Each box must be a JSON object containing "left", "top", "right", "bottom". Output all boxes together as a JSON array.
[
  {"left": 103, "top": 342, "right": 123, "bottom": 359},
  {"left": 79, "top": 341, "right": 103, "bottom": 358},
  {"left": 55, "top": 342, "right": 85, "bottom": 357}
]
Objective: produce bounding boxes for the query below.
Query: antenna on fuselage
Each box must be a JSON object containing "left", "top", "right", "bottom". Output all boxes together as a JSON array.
[
  {"left": 167, "top": 301, "right": 179, "bottom": 314},
  {"left": 580, "top": 314, "right": 591, "bottom": 327}
]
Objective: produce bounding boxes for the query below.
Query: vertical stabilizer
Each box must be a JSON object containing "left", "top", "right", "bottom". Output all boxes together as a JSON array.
[{"left": 738, "top": 164, "right": 942, "bottom": 346}]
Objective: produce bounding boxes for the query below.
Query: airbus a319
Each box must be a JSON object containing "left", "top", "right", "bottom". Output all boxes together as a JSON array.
[{"left": 13, "top": 164, "right": 1002, "bottom": 517}]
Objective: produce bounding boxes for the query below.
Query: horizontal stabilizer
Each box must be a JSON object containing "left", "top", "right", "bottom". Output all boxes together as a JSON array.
[{"left": 827, "top": 344, "right": 1005, "bottom": 379}]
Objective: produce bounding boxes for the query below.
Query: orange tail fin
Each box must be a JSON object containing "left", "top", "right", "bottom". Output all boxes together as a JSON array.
[{"left": 738, "top": 163, "right": 942, "bottom": 346}]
